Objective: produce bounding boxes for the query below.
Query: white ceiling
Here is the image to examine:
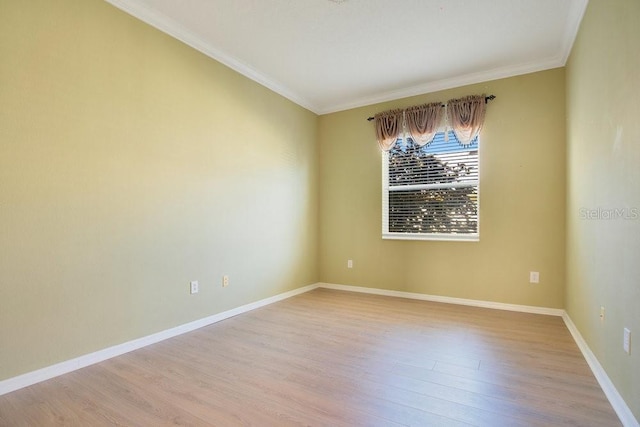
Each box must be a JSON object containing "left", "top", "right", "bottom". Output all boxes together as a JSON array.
[{"left": 106, "top": 0, "right": 588, "bottom": 114}]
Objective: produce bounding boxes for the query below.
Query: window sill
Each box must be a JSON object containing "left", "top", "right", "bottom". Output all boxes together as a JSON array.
[{"left": 382, "top": 233, "right": 479, "bottom": 242}]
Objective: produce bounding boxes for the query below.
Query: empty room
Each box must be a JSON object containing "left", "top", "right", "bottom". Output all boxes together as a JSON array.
[{"left": 1, "top": 0, "right": 638, "bottom": 425}]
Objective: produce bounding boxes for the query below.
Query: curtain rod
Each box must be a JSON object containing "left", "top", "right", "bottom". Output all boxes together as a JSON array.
[{"left": 366, "top": 95, "right": 496, "bottom": 121}]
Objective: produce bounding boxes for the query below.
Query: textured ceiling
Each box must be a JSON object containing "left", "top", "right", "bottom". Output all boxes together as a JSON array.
[{"left": 106, "top": 0, "right": 588, "bottom": 114}]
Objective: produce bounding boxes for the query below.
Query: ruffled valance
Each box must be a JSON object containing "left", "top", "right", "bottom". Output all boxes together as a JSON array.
[{"left": 374, "top": 94, "right": 489, "bottom": 151}]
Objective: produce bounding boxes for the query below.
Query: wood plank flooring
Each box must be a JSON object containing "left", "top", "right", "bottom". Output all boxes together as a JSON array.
[{"left": 0, "top": 288, "right": 622, "bottom": 426}]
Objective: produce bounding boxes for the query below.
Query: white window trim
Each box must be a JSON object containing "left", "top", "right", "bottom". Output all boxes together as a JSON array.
[{"left": 381, "top": 136, "right": 480, "bottom": 242}]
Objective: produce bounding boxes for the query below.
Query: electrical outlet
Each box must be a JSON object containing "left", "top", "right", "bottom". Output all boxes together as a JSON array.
[
  {"left": 190, "top": 280, "right": 199, "bottom": 294},
  {"left": 529, "top": 271, "right": 539, "bottom": 283},
  {"left": 222, "top": 275, "right": 229, "bottom": 287},
  {"left": 623, "top": 328, "right": 631, "bottom": 354},
  {"left": 600, "top": 306, "right": 605, "bottom": 322},
  {"left": 347, "top": 259, "right": 353, "bottom": 269}
]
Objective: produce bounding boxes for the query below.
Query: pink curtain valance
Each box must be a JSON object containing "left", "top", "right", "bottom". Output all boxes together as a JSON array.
[
  {"left": 446, "top": 94, "right": 486, "bottom": 145},
  {"left": 405, "top": 102, "right": 444, "bottom": 147},
  {"left": 373, "top": 94, "right": 489, "bottom": 151},
  {"left": 374, "top": 109, "right": 403, "bottom": 152}
]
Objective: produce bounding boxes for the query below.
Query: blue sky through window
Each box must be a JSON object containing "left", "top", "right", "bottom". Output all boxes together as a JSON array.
[{"left": 395, "top": 131, "right": 478, "bottom": 154}]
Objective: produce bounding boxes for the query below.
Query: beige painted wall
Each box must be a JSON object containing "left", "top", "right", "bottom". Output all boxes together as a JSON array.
[
  {"left": 319, "top": 69, "right": 566, "bottom": 308},
  {"left": 566, "top": 0, "right": 640, "bottom": 420},
  {"left": 4, "top": 2, "right": 636, "bottom": 420},
  {"left": 0, "top": 0, "right": 318, "bottom": 380}
]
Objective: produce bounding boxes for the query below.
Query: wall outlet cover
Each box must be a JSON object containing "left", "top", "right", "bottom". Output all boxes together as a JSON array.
[{"left": 623, "top": 328, "right": 631, "bottom": 354}]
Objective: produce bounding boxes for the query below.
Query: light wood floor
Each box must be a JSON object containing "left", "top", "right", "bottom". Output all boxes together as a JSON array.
[{"left": 0, "top": 288, "right": 622, "bottom": 426}]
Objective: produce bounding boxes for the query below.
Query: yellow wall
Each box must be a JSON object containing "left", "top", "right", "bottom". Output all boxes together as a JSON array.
[
  {"left": 566, "top": 0, "right": 640, "bottom": 419},
  {"left": 0, "top": 0, "right": 318, "bottom": 380},
  {"left": 4, "top": 3, "right": 636, "bottom": 420},
  {"left": 318, "top": 69, "right": 567, "bottom": 308}
]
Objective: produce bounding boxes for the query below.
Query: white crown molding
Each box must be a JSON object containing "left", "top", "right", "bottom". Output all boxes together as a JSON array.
[
  {"left": 0, "top": 283, "right": 319, "bottom": 396},
  {"left": 318, "top": 282, "right": 565, "bottom": 316},
  {"left": 103, "top": 0, "right": 318, "bottom": 113},
  {"left": 559, "top": 0, "right": 589, "bottom": 65},
  {"left": 562, "top": 313, "right": 639, "bottom": 427},
  {"left": 104, "top": 0, "right": 587, "bottom": 116},
  {"left": 318, "top": 57, "right": 565, "bottom": 115},
  {"left": 319, "top": 0, "right": 588, "bottom": 114}
]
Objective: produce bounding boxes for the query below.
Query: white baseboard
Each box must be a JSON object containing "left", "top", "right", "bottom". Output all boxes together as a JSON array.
[
  {"left": 318, "top": 282, "right": 565, "bottom": 316},
  {"left": 3, "top": 281, "right": 636, "bottom": 427},
  {"left": 0, "top": 283, "right": 320, "bottom": 397},
  {"left": 319, "top": 282, "right": 637, "bottom": 426},
  {"left": 562, "top": 313, "right": 639, "bottom": 427}
]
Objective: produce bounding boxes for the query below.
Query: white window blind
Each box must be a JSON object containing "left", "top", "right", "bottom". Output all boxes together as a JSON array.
[{"left": 382, "top": 131, "right": 479, "bottom": 241}]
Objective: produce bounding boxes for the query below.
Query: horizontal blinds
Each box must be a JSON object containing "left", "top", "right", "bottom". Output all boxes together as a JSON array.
[
  {"left": 388, "top": 188, "right": 478, "bottom": 234},
  {"left": 383, "top": 132, "right": 479, "bottom": 237},
  {"left": 389, "top": 150, "right": 479, "bottom": 187}
]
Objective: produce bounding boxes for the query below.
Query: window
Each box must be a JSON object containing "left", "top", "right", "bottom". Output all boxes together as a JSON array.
[{"left": 382, "top": 131, "right": 479, "bottom": 241}]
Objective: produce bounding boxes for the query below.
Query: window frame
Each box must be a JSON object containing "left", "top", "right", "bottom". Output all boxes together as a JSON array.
[{"left": 381, "top": 133, "right": 480, "bottom": 242}]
